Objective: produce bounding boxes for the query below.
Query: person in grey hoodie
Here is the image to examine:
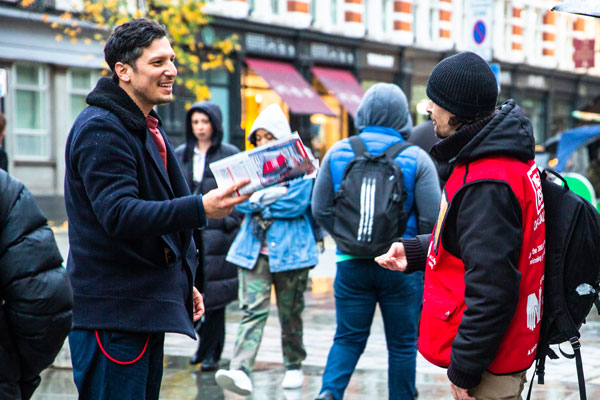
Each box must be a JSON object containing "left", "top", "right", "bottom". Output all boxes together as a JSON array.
[
  {"left": 312, "top": 83, "right": 441, "bottom": 400},
  {"left": 215, "top": 104, "right": 319, "bottom": 396},
  {"left": 175, "top": 101, "right": 243, "bottom": 371}
]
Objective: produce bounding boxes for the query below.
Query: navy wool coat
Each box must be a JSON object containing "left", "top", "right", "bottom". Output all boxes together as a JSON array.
[{"left": 64, "top": 77, "right": 206, "bottom": 338}]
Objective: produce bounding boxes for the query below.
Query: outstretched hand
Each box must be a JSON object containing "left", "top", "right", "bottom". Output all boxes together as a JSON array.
[
  {"left": 202, "top": 179, "right": 252, "bottom": 219},
  {"left": 374, "top": 242, "right": 407, "bottom": 272}
]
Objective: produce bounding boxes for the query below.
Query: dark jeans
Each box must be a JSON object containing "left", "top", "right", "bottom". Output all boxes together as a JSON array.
[
  {"left": 319, "top": 259, "right": 423, "bottom": 400},
  {"left": 69, "top": 329, "right": 165, "bottom": 400},
  {"left": 196, "top": 307, "right": 226, "bottom": 362}
]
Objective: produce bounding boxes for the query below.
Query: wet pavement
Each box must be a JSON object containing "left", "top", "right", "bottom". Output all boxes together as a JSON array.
[{"left": 32, "top": 232, "right": 600, "bottom": 399}]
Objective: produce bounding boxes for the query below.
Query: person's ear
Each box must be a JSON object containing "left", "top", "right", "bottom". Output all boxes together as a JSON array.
[{"left": 115, "top": 62, "right": 131, "bottom": 83}]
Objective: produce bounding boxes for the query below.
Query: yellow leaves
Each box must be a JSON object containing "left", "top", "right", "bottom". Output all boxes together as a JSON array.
[
  {"left": 193, "top": 84, "right": 211, "bottom": 101},
  {"left": 224, "top": 59, "right": 234, "bottom": 73},
  {"left": 29, "top": 0, "right": 233, "bottom": 106},
  {"left": 115, "top": 16, "right": 130, "bottom": 26},
  {"left": 184, "top": 80, "right": 196, "bottom": 90},
  {"left": 84, "top": 2, "right": 103, "bottom": 16}
]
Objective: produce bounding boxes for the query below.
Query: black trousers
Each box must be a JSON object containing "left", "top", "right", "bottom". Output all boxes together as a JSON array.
[{"left": 196, "top": 307, "right": 226, "bottom": 362}]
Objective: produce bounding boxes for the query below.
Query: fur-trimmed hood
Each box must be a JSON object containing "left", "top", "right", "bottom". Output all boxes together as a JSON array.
[{"left": 86, "top": 77, "right": 162, "bottom": 135}]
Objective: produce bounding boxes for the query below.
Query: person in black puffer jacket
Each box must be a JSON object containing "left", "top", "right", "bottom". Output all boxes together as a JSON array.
[
  {"left": 175, "top": 101, "right": 243, "bottom": 371},
  {"left": 0, "top": 170, "right": 73, "bottom": 400}
]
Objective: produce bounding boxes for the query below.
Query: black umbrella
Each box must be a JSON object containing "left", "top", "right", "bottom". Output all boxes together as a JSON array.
[{"left": 551, "top": 0, "right": 600, "bottom": 18}]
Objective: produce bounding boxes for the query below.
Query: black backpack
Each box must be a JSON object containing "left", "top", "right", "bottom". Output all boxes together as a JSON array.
[
  {"left": 331, "top": 136, "right": 411, "bottom": 257},
  {"left": 527, "top": 169, "right": 600, "bottom": 400}
]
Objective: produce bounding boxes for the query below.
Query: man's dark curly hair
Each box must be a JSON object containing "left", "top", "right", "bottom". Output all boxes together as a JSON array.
[
  {"left": 104, "top": 19, "right": 168, "bottom": 82},
  {"left": 448, "top": 109, "right": 498, "bottom": 131}
]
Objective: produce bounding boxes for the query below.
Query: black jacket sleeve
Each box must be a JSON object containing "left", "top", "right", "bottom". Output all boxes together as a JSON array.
[
  {"left": 445, "top": 182, "right": 523, "bottom": 389},
  {"left": 402, "top": 234, "right": 431, "bottom": 273}
]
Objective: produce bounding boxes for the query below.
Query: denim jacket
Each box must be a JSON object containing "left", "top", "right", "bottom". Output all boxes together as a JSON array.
[{"left": 226, "top": 179, "right": 319, "bottom": 272}]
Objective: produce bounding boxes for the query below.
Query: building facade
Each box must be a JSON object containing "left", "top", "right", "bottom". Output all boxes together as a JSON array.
[{"left": 1, "top": 0, "right": 600, "bottom": 207}]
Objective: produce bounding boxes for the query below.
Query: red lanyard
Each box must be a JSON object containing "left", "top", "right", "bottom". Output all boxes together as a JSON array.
[{"left": 95, "top": 330, "right": 150, "bottom": 365}]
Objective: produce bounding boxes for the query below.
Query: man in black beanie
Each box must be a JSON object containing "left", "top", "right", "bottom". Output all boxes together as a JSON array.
[{"left": 376, "top": 51, "right": 546, "bottom": 400}]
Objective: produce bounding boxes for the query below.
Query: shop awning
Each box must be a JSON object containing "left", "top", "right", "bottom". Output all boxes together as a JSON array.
[
  {"left": 312, "top": 66, "right": 365, "bottom": 117},
  {"left": 245, "top": 57, "right": 334, "bottom": 116}
]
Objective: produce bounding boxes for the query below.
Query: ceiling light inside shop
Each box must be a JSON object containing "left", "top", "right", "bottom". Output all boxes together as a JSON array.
[
  {"left": 255, "top": 93, "right": 263, "bottom": 103},
  {"left": 310, "top": 113, "right": 328, "bottom": 125}
]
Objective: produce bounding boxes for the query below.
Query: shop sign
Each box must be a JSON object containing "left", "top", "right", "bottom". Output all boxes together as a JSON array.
[
  {"left": 366, "top": 53, "right": 395, "bottom": 69},
  {"left": 244, "top": 33, "right": 296, "bottom": 58},
  {"left": 0, "top": 69, "right": 6, "bottom": 98},
  {"left": 466, "top": 0, "right": 493, "bottom": 61},
  {"left": 573, "top": 39, "right": 595, "bottom": 69},
  {"left": 309, "top": 43, "right": 354, "bottom": 65}
]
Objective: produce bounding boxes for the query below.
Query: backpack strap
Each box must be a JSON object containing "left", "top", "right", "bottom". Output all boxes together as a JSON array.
[
  {"left": 383, "top": 140, "right": 413, "bottom": 160},
  {"left": 570, "top": 337, "right": 588, "bottom": 400},
  {"left": 349, "top": 135, "right": 369, "bottom": 157},
  {"left": 349, "top": 136, "right": 413, "bottom": 160}
]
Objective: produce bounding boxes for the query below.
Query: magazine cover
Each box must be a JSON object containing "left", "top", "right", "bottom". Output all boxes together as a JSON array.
[{"left": 209, "top": 133, "right": 318, "bottom": 196}]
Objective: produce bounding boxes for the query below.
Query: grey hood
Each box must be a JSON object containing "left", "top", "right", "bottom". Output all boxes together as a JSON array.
[{"left": 354, "top": 83, "right": 413, "bottom": 139}]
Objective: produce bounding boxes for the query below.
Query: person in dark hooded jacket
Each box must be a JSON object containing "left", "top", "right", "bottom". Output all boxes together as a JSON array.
[
  {"left": 175, "top": 101, "right": 243, "bottom": 371},
  {"left": 0, "top": 170, "right": 73, "bottom": 400},
  {"left": 377, "top": 52, "right": 546, "bottom": 400},
  {"left": 312, "top": 83, "right": 441, "bottom": 400}
]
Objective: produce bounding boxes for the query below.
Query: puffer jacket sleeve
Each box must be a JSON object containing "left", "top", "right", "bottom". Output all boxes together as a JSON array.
[{"left": 0, "top": 172, "right": 73, "bottom": 383}]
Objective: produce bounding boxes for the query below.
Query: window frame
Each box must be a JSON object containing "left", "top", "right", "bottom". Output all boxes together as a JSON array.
[
  {"left": 11, "top": 62, "right": 51, "bottom": 161},
  {"left": 68, "top": 68, "right": 99, "bottom": 125}
]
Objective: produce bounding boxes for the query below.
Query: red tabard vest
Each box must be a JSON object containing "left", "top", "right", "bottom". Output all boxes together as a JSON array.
[{"left": 419, "top": 156, "right": 546, "bottom": 374}]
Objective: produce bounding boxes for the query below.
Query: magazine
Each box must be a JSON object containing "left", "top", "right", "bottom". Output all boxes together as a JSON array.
[{"left": 209, "top": 133, "right": 318, "bottom": 196}]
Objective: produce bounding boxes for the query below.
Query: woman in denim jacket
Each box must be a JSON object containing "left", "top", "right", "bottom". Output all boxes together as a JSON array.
[{"left": 215, "top": 104, "right": 318, "bottom": 397}]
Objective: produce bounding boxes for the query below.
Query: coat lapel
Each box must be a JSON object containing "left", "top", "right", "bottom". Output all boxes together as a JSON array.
[{"left": 144, "top": 129, "right": 175, "bottom": 197}]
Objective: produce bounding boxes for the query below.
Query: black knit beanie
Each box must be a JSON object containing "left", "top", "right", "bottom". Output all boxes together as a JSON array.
[{"left": 426, "top": 51, "right": 498, "bottom": 118}]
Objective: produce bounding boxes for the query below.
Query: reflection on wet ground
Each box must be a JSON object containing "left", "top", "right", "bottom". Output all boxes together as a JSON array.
[
  {"left": 34, "top": 234, "right": 600, "bottom": 399},
  {"left": 32, "top": 284, "right": 600, "bottom": 399}
]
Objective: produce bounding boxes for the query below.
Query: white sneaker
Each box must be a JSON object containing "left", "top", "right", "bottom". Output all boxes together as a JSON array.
[
  {"left": 215, "top": 369, "right": 253, "bottom": 396},
  {"left": 281, "top": 369, "right": 304, "bottom": 389}
]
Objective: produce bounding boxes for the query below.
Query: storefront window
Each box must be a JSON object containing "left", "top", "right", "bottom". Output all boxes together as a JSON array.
[
  {"left": 12, "top": 62, "right": 50, "bottom": 159},
  {"left": 551, "top": 98, "right": 573, "bottom": 137},
  {"left": 242, "top": 67, "right": 285, "bottom": 149},
  {"left": 311, "top": 78, "right": 346, "bottom": 160},
  {"left": 521, "top": 97, "right": 547, "bottom": 145}
]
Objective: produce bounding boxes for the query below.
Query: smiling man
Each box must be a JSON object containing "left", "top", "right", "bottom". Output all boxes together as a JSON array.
[{"left": 64, "top": 19, "right": 250, "bottom": 399}]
